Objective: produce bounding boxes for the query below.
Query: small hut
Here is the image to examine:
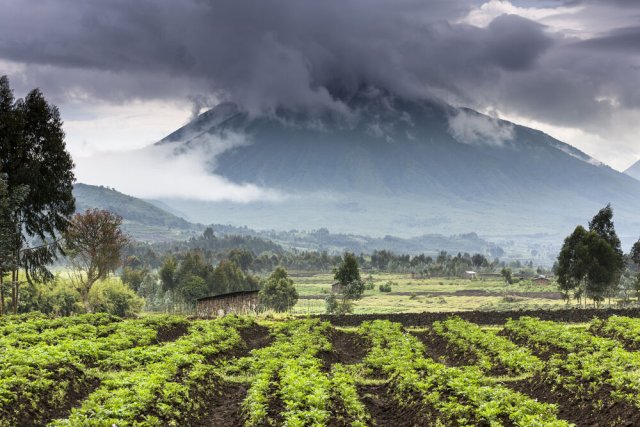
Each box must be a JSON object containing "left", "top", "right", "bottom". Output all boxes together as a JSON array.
[
  {"left": 463, "top": 271, "right": 478, "bottom": 280},
  {"left": 196, "top": 290, "right": 259, "bottom": 317},
  {"left": 331, "top": 281, "right": 345, "bottom": 293},
  {"left": 532, "top": 275, "right": 551, "bottom": 285}
]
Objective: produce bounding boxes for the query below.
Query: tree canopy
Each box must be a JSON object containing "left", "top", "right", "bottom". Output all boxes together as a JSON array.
[
  {"left": 557, "top": 206, "right": 625, "bottom": 306},
  {"left": 64, "top": 209, "right": 129, "bottom": 310},
  {"left": 0, "top": 76, "right": 75, "bottom": 313},
  {"left": 259, "top": 267, "right": 298, "bottom": 312}
]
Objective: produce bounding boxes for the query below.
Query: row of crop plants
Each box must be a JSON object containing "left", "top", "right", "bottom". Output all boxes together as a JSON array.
[
  {"left": 0, "top": 315, "right": 191, "bottom": 427},
  {"left": 358, "top": 320, "right": 571, "bottom": 427},
  {"left": 49, "top": 316, "right": 254, "bottom": 426},
  {"left": 431, "top": 316, "right": 543, "bottom": 375},
  {"left": 0, "top": 313, "right": 121, "bottom": 347},
  {"left": 590, "top": 315, "right": 640, "bottom": 350},
  {"left": 239, "top": 319, "right": 369, "bottom": 427},
  {"left": 503, "top": 316, "right": 640, "bottom": 410}
]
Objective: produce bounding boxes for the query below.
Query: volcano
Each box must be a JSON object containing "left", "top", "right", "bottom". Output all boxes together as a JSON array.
[
  {"left": 155, "top": 88, "right": 640, "bottom": 244},
  {"left": 625, "top": 160, "right": 640, "bottom": 181}
]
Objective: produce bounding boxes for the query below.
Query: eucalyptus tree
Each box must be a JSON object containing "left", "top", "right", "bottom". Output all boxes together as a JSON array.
[{"left": 0, "top": 76, "right": 75, "bottom": 313}]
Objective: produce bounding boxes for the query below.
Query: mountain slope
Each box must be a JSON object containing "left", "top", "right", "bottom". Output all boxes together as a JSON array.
[
  {"left": 73, "top": 183, "right": 201, "bottom": 242},
  {"left": 625, "top": 160, "right": 640, "bottom": 181},
  {"left": 155, "top": 88, "right": 640, "bottom": 244}
]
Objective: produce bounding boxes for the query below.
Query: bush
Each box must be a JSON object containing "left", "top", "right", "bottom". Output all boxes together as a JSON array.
[
  {"left": 260, "top": 267, "right": 298, "bottom": 312},
  {"left": 379, "top": 282, "right": 393, "bottom": 293},
  {"left": 88, "top": 278, "right": 144, "bottom": 317},
  {"left": 325, "top": 293, "right": 353, "bottom": 314}
]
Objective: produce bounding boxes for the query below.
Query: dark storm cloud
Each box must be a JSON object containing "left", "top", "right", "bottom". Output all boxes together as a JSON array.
[
  {"left": 0, "top": 0, "right": 552, "bottom": 112},
  {"left": 0, "top": 0, "right": 637, "bottom": 138}
]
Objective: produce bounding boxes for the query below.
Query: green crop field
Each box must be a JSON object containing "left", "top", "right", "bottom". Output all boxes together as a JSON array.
[
  {"left": 290, "top": 273, "right": 566, "bottom": 314},
  {"left": 2, "top": 312, "right": 640, "bottom": 426}
]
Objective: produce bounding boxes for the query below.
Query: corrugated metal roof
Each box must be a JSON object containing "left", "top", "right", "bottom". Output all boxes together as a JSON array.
[{"left": 196, "top": 289, "right": 260, "bottom": 302}]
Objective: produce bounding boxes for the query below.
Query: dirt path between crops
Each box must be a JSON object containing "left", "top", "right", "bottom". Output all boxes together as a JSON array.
[
  {"left": 201, "top": 323, "right": 273, "bottom": 427},
  {"left": 507, "top": 376, "right": 640, "bottom": 427},
  {"left": 319, "top": 328, "right": 369, "bottom": 369},
  {"left": 358, "top": 383, "right": 426, "bottom": 427}
]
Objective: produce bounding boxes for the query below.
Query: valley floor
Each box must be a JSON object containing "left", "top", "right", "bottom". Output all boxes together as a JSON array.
[{"left": 291, "top": 273, "right": 567, "bottom": 314}]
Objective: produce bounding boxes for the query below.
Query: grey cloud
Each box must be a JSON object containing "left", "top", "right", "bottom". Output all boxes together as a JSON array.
[
  {"left": 484, "top": 14, "right": 552, "bottom": 71},
  {"left": 574, "top": 26, "right": 640, "bottom": 52},
  {"left": 0, "top": 0, "right": 552, "bottom": 111},
  {"left": 0, "top": 0, "right": 637, "bottom": 144}
]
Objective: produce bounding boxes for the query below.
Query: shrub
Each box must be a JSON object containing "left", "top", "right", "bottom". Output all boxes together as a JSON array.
[
  {"left": 89, "top": 278, "right": 144, "bottom": 317},
  {"left": 379, "top": 283, "right": 392, "bottom": 293}
]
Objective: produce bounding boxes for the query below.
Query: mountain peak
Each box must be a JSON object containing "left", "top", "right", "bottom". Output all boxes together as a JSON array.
[
  {"left": 624, "top": 160, "right": 640, "bottom": 181},
  {"left": 150, "top": 92, "right": 640, "bottom": 239}
]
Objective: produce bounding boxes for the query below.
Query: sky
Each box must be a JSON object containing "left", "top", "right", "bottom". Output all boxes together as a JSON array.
[{"left": 1, "top": 0, "right": 639, "bottom": 200}]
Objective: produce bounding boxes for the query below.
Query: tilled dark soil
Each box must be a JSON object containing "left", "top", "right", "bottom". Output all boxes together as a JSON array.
[
  {"left": 411, "top": 330, "right": 469, "bottom": 366},
  {"left": 588, "top": 325, "right": 640, "bottom": 352},
  {"left": 239, "top": 323, "right": 273, "bottom": 354},
  {"left": 155, "top": 322, "right": 189, "bottom": 343},
  {"left": 319, "top": 328, "right": 369, "bottom": 368},
  {"left": 317, "top": 307, "right": 640, "bottom": 327},
  {"left": 16, "top": 369, "right": 100, "bottom": 427},
  {"left": 198, "top": 382, "right": 249, "bottom": 427},
  {"left": 201, "top": 323, "right": 273, "bottom": 426},
  {"left": 358, "top": 383, "right": 427, "bottom": 427},
  {"left": 507, "top": 376, "right": 640, "bottom": 427}
]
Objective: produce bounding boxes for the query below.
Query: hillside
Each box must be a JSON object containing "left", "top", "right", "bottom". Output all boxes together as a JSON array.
[
  {"left": 624, "top": 160, "right": 640, "bottom": 181},
  {"left": 73, "top": 183, "right": 201, "bottom": 242},
  {"left": 155, "top": 88, "right": 640, "bottom": 245}
]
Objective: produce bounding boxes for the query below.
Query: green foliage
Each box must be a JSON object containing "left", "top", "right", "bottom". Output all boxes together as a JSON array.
[
  {"left": 557, "top": 219, "right": 622, "bottom": 305},
  {"left": 50, "top": 317, "right": 248, "bottom": 427},
  {"left": 500, "top": 267, "right": 513, "bottom": 285},
  {"left": 504, "top": 316, "right": 640, "bottom": 408},
  {"left": 334, "top": 253, "right": 364, "bottom": 298},
  {"left": 329, "top": 252, "right": 365, "bottom": 314},
  {"left": 433, "top": 317, "right": 543, "bottom": 375},
  {"left": 378, "top": 282, "right": 392, "bottom": 292},
  {"left": 88, "top": 279, "right": 144, "bottom": 317},
  {"left": 240, "top": 319, "right": 344, "bottom": 426},
  {"left": 0, "top": 75, "right": 75, "bottom": 285},
  {"left": 159, "top": 255, "right": 177, "bottom": 292},
  {"left": 259, "top": 267, "right": 298, "bottom": 312},
  {"left": 324, "top": 292, "right": 353, "bottom": 314},
  {"left": 64, "top": 209, "right": 129, "bottom": 310},
  {"left": 359, "top": 320, "right": 569, "bottom": 426},
  {"left": 0, "top": 315, "right": 185, "bottom": 426},
  {"left": 210, "top": 259, "right": 258, "bottom": 295}
]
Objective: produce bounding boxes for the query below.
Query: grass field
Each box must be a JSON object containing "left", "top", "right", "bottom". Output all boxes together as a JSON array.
[{"left": 290, "top": 273, "right": 566, "bottom": 314}]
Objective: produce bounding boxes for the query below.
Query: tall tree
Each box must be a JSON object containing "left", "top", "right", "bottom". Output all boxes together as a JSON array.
[
  {"left": 557, "top": 224, "right": 620, "bottom": 306},
  {"left": 556, "top": 226, "right": 590, "bottom": 303},
  {"left": 588, "top": 204, "right": 624, "bottom": 299},
  {"left": 64, "top": 209, "right": 128, "bottom": 310},
  {"left": 159, "top": 256, "right": 178, "bottom": 293},
  {"left": 259, "top": 266, "right": 298, "bottom": 312},
  {"left": 0, "top": 76, "right": 75, "bottom": 313},
  {"left": 0, "top": 175, "right": 26, "bottom": 314},
  {"left": 331, "top": 252, "right": 365, "bottom": 313},
  {"left": 583, "top": 231, "right": 619, "bottom": 306},
  {"left": 629, "top": 239, "right": 640, "bottom": 299}
]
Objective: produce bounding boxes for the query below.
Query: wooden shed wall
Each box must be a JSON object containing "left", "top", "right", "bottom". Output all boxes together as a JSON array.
[{"left": 197, "top": 292, "right": 259, "bottom": 317}]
